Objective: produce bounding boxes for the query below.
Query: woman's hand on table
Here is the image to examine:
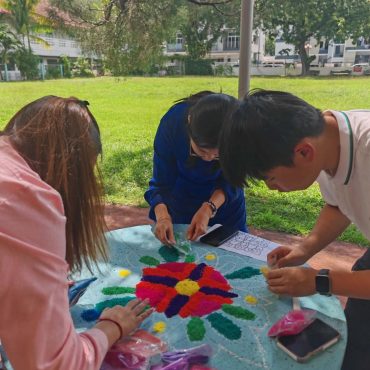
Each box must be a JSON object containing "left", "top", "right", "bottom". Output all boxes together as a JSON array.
[
  {"left": 96, "top": 298, "right": 153, "bottom": 347},
  {"left": 267, "top": 245, "right": 310, "bottom": 268},
  {"left": 187, "top": 204, "right": 212, "bottom": 241},
  {"left": 155, "top": 218, "right": 176, "bottom": 246},
  {"left": 266, "top": 267, "right": 317, "bottom": 296}
]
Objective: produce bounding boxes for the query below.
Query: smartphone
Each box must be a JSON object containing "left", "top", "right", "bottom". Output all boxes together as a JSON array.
[
  {"left": 276, "top": 318, "right": 341, "bottom": 363},
  {"left": 199, "top": 225, "right": 238, "bottom": 246}
]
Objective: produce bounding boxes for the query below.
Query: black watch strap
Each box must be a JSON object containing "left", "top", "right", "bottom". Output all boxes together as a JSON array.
[{"left": 315, "top": 269, "right": 332, "bottom": 296}]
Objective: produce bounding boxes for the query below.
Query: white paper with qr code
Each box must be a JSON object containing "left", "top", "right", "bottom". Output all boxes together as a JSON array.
[{"left": 218, "top": 231, "right": 278, "bottom": 261}]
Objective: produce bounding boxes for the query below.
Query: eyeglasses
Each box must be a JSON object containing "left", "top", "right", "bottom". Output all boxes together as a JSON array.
[{"left": 189, "top": 144, "right": 219, "bottom": 161}]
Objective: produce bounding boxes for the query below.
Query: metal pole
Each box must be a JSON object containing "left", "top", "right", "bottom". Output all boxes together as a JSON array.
[{"left": 238, "top": 0, "right": 255, "bottom": 99}]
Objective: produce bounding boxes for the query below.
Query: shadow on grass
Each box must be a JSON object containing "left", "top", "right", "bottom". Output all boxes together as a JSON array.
[{"left": 101, "top": 146, "right": 153, "bottom": 206}]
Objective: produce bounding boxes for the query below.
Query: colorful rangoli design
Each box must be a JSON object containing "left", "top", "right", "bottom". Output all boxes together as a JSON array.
[
  {"left": 136, "top": 262, "right": 238, "bottom": 318},
  {"left": 80, "top": 245, "right": 261, "bottom": 341}
]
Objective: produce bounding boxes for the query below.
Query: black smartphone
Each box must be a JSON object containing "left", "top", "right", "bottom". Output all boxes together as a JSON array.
[
  {"left": 276, "top": 318, "right": 341, "bottom": 363},
  {"left": 199, "top": 225, "right": 238, "bottom": 246}
]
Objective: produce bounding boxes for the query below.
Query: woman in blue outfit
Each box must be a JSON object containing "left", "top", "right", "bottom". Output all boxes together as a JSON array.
[{"left": 144, "top": 91, "right": 247, "bottom": 245}]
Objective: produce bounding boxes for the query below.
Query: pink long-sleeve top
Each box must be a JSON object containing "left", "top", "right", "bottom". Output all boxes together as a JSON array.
[{"left": 0, "top": 137, "right": 108, "bottom": 370}]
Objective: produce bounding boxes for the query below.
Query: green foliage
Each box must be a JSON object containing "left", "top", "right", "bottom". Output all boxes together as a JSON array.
[
  {"left": 1, "top": 76, "right": 370, "bottom": 246},
  {"left": 49, "top": 0, "right": 178, "bottom": 76},
  {"left": 2, "top": 0, "right": 52, "bottom": 51},
  {"left": 14, "top": 48, "right": 39, "bottom": 79},
  {"left": 72, "top": 57, "right": 94, "bottom": 78},
  {"left": 184, "top": 58, "right": 213, "bottom": 75},
  {"left": 0, "top": 23, "right": 22, "bottom": 80},
  {"left": 48, "top": 0, "right": 241, "bottom": 75},
  {"left": 264, "top": 36, "right": 275, "bottom": 56},
  {"left": 60, "top": 55, "right": 72, "bottom": 78},
  {"left": 176, "top": 3, "right": 228, "bottom": 60},
  {"left": 214, "top": 64, "right": 233, "bottom": 76},
  {"left": 45, "top": 65, "right": 61, "bottom": 79},
  {"left": 255, "top": 0, "right": 370, "bottom": 75}
]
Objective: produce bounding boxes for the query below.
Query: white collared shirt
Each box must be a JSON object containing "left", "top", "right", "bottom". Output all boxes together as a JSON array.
[{"left": 317, "top": 110, "right": 370, "bottom": 240}]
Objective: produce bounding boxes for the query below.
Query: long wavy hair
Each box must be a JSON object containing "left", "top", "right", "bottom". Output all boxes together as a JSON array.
[{"left": 1, "top": 96, "right": 108, "bottom": 272}]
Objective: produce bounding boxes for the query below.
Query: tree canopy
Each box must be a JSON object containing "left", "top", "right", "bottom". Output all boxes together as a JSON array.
[
  {"left": 48, "top": 0, "right": 240, "bottom": 74},
  {"left": 254, "top": 0, "right": 370, "bottom": 74}
]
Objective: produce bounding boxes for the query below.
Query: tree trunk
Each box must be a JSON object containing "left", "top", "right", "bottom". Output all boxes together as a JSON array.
[
  {"left": 26, "top": 26, "right": 31, "bottom": 52},
  {"left": 298, "top": 42, "right": 310, "bottom": 76}
]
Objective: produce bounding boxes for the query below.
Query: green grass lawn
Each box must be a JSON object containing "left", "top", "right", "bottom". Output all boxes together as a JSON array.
[{"left": 1, "top": 76, "right": 370, "bottom": 245}]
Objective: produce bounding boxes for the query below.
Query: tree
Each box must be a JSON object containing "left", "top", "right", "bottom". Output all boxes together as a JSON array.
[
  {"left": 47, "top": 0, "right": 240, "bottom": 75},
  {"left": 176, "top": 1, "right": 240, "bottom": 60},
  {"left": 255, "top": 0, "right": 370, "bottom": 75},
  {"left": 48, "top": 0, "right": 180, "bottom": 75},
  {"left": 0, "top": 23, "right": 22, "bottom": 80},
  {"left": 0, "top": 0, "right": 52, "bottom": 51}
]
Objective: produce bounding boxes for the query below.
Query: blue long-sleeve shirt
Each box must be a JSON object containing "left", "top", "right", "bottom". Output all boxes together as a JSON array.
[{"left": 144, "top": 102, "right": 247, "bottom": 231}]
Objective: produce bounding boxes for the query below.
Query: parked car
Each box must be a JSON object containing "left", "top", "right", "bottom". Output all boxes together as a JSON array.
[{"left": 351, "top": 63, "right": 370, "bottom": 74}]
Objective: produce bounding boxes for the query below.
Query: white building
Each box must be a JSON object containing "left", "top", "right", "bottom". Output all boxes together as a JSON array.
[
  {"left": 0, "top": 1, "right": 93, "bottom": 80},
  {"left": 164, "top": 29, "right": 266, "bottom": 74}
]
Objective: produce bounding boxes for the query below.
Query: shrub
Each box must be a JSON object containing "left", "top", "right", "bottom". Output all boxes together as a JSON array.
[
  {"left": 72, "top": 57, "right": 94, "bottom": 78},
  {"left": 15, "top": 49, "right": 40, "bottom": 80},
  {"left": 60, "top": 55, "right": 72, "bottom": 78},
  {"left": 214, "top": 64, "right": 233, "bottom": 76},
  {"left": 184, "top": 58, "right": 213, "bottom": 75},
  {"left": 45, "top": 65, "right": 61, "bottom": 79}
]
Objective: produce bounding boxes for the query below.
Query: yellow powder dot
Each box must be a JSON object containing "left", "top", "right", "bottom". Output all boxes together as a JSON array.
[
  {"left": 153, "top": 321, "right": 166, "bottom": 333},
  {"left": 260, "top": 266, "right": 269, "bottom": 278},
  {"left": 205, "top": 253, "right": 216, "bottom": 261},
  {"left": 245, "top": 295, "right": 258, "bottom": 305},
  {"left": 118, "top": 269, "right": 131, "bottom": 278},
  {"left": 175, "top": 278, "right": 200, "bottom": 296}
]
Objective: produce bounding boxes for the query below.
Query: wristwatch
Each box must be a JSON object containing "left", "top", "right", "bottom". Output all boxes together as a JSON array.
[{"left": 315, "top": 269, "right": 332, "bottom": 296}]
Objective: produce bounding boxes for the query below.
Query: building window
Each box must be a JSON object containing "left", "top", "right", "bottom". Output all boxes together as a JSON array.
[
  {"left": 226, "top": 32, "right": 240, "bottom": 50},
  {"left": 59, "top": 40, "right": 66, "bottom": 47},
  {"left": 176, "top": 33, "right": 183, "bottom": 45},
  {"left": 71, "top": 42, "right": 78, "bottom": 48},
  {"left": 334, "top": 44, "right": 344, "bottom": 57}
]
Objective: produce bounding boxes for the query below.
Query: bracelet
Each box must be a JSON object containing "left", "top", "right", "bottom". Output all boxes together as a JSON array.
[
  {"left": 97, "top": 318, "right": 123, "bottom": 339},
  {"left": 204, "top": 200, "right": 217, "bottom": 218}
]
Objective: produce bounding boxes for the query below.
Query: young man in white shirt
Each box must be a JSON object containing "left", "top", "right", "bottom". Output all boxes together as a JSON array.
[{"left": 219, "top": 89, "right": 370, "bottom": 370}]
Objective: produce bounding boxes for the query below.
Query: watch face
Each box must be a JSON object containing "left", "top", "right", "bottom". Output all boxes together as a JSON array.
[{"left": 316, "top": 274, "right": 330, "bottom": 295}]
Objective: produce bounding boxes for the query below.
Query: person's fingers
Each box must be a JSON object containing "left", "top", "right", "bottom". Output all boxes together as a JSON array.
[
  {"left": 125, "top": 299, "right": 141, "bottom": 310},
  {"left": 132, "top": 298, "right": 150, "bottom": 314},
  {"left": 187, "top": 223, "right": 196, "bottom": 240},
  {"left": 167, "top": 226, "right": 176, "bottom": 245},
  {"left": 155, "top": 226, "right": 166, "bottom": 244},
  {"left": 137, "top": 307, "right": 154, "bottom": 321},
  {"left": 191, "top": 225, "right": 206, "bottom": 241},
  {"left": 277, "top": 255, "right": 297, "bottom": 268},
  {"left": 267, "top": 277, "right": 285, "bottom": 286},
  {"left": 267, "top": 268, "right": 284, "bottom": 279},
  {"left": 157, "top": 226, "right": 171, "bottom": 245}
]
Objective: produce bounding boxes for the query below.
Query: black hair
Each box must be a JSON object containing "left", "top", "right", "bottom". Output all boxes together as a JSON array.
[
  {"left": 219, "top": 89, "right": 325, "bottom": 187},
  {"left": 187, "top": 92, "right": 239, "bottom": 149}
]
